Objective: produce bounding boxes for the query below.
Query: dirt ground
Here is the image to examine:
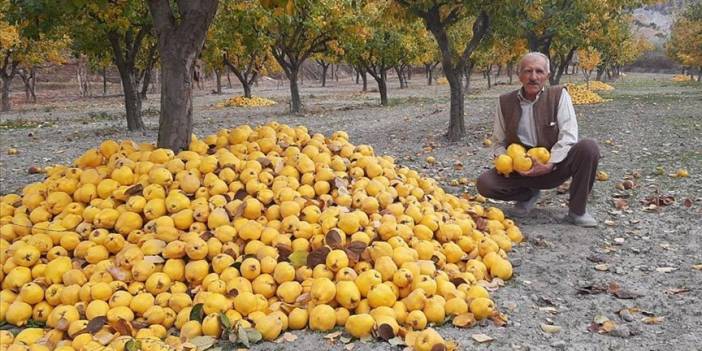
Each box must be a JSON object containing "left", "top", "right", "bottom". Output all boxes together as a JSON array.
[{"left": 1, "top": 73, "right": 701, "bottom": 351}]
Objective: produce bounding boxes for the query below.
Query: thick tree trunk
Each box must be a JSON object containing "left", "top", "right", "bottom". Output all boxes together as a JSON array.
[
  {"left": 446, "top": 67, "right": 465, "bottom": 141},
  {"left": 1, "top": 76, "right": 12, "bottom": 112},
  {"left": 378, "top": 77, "right": 388, "bottom": 106},
  {"left": 243, "top": 82, "right": 252, "bottom": 98},
  {"left": 395, "top": 66, "right": 405, "bottom": 88},
  {"left": 321, "top": 64, "right": 328, "bottom": 87},
  {"left": 288, "top": 68, "right": 301, "bottom": 113},
  {"left": 215, "top": 68, "right": 222, "bottom": 94},
  {"left": 355, "top": 68, "right": 360, "bottom": 84},
  {"left": 485, "top": 66, "right": 492, "bottom": 89},
  {"left": 361, "top": 70, "right": 367, "bottom": 91},
  {"left": 148, "top": 0, "right": 218, "bottom": 151},
  {"left": 115, "top": 64, "right": 145, "bottom": 131},
  {"left": 335, "top": 64, "right": 340, "bottom": 82}
]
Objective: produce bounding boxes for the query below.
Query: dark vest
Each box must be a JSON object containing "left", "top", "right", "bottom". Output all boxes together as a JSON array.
[{"left": 498, "top": 85, "right": 565, "bottom": 149}]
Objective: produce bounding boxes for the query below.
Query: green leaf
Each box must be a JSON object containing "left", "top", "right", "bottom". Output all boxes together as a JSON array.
[
  {"left": 219, "top": 312, "right": 232, "bottom": 330},
  {"left": 125, "top": 339, "right": 140, "bottom": 351},
  {"left": 237, "top": 325, "right": 250, "bottom": 348},
  {"left": 25, "top": 320, "right": 46, "bottom": 328},
  {"left": 288, "top": 250, "right": 308, "bottom": 268},
  {"left": 245, "top": 328, "right": 262, "bottom": 344},
  {"left": 190, "top": 303, "right": 205, "bottom": 322}
]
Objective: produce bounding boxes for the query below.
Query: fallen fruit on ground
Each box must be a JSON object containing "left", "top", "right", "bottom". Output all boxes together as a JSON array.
[
  {"left": 216, "top": 96, "right": 277, "bottom": 108},
  {"left": 566, "top": 84, "right": 609, "bottom": 105},
  {"left": 0, "top": 122, "right": 523, "bottom": 349}
]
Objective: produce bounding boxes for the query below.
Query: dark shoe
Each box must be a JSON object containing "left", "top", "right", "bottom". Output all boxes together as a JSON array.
[{"left": 565, "top": 211, "right": 598, "bottom": 227}]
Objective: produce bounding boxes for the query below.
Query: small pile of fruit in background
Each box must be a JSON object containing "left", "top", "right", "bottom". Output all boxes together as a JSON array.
[
  {"left": 494, "top": 144, "right": 551, "bottom": 176},
  {"left": 566, "top": 84, "right": 608, "bottom": 105},
  {"left": 216, "top": 96, "right": 277, "bottom": 108},
  {"left": 0, "top": 122, "right": 524, "bottom": 351},
  {"left": 671, "top": 74, "right": 694, "bottom": 82},
  {"left": 584, "top": 81, "right": 614, "bottom": 91}
]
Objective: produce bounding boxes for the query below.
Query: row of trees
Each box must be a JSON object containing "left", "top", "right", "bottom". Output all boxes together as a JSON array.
[
  {"left": 2, "top": 0, "right": 661, "bottom": 150},
  {"left": 667, "top": 2, "right": 702, "bottom": 81}
]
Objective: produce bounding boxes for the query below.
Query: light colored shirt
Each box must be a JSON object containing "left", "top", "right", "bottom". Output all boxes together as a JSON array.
[{"left": 491, "top": 88, "right": 578, "bottom": 164}]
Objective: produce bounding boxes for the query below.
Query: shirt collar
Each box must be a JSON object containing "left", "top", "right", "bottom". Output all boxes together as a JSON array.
[{"left": 518, "top": 86, "right": 545, "bottom": 103}]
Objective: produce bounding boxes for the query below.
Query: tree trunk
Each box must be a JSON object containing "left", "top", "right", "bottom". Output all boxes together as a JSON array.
[
  {"left": 463, "top": 62, "right": 473, "bottom": 93},
  {"left": 355, "top": 68, "right": 360, "bottom": 84},
  {"left": 361, "top": 70, "right": 367, "bottom": 91},
  {"left": 102, "top": 68, "right": 108, "bottom": 96},
  {"left": 226, "top": 69, "right": 232, "bottom": 88},
  {"left": 335, "top": 64, "right": 340, "bottom": 82},
  {"left": 215, "top": 68, "right": 222, "bottom": 94},
  {"left": 115, "top": 63, "right": 145, "bottom": 131},
  {"left": 140, "top": 66, "right": 153, "bottom": 100},
  {"left": 507, "top": 63, "right": 513, "bottom": 84},
  {"left": 148, "top": 0, "right": 218, "bottom": 151},
  {"left": 1, "top": 75, "right": 12, "bottom": 112},
  {"left": 495, "top": 65, "right": 501, "bottom": 81},
  {"left": 549, "top": 47, "right": 576, "bottom": 85},
  {"left": 485, "top": 65, "right": 492, "bottom": 89},
  {"left": 321, "top": 63, "right": 328, "bottom": 87},
  {"left": 395, "top": 66, "right": 404, "bottom": 88},
  {"left": 284, "top": 67, "right": 301, "bottom": 113},
  {"left": 446, "top": 67, "right": 465, "bottom": 141}
]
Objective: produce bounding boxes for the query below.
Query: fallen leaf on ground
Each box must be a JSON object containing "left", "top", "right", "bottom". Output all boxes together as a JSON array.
[
  {"left": 282, "top": 333, "right": 297, "bottom": 342},
  {"left": 595, "top": 264, "right": 609, "bottom": 271},
  {"left": 540, "top": 324, "right": 561, "bottom": 334},
  {"left": 656, "top": 267, "right": 677, "bottom": 273},
  {"left": 607, "top": 282, "right": 642, "bottom": 299},
  {"left": 471, "top": 334, "right": 494, "bottom": 343},
  {"left": 642, "top": 316, "right": 664, "bottom": 324},
  {"left": 683, "top": 198, "right": 693, "bottom": 208},
  {"left": 692, "top": 264, "right": 702, "bottom": 271},
  {"left": 665, "top": 288, "right": 690, "bottom": 295},
  {"left": 612, "top": 198, "right": 629, "bottom": 209}
]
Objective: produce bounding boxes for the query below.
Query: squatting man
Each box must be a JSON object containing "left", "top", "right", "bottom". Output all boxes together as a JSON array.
[{"left": 476, "top": 52, "right": 600, "bottom": 227}]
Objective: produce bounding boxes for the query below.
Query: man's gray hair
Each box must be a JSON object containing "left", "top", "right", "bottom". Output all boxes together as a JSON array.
[{"left": 518, "top": 52, "right": 551, "bottom": 74}]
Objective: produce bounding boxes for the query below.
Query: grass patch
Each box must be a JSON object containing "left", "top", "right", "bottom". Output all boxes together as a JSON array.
[{"left": 0, "top": 118, "right": 53, "bottom": 130}]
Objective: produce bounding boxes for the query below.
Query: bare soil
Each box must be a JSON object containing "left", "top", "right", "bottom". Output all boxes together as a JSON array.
[{"left": 1, "top": 73, "right": 701, "bottom": 351}]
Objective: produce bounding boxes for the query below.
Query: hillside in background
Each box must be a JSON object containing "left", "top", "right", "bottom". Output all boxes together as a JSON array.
[{"left": 629, "top": 0, "right": 700, "bottom": 72}]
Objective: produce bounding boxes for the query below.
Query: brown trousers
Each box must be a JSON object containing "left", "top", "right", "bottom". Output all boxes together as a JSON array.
[{"left": 476, "top": 139, "right": 600, "bottom": 215}]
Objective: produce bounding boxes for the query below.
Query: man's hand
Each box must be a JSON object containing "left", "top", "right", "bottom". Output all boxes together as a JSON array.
[{"left": 518, "top": 158, "right": 554, "bottom": 177}]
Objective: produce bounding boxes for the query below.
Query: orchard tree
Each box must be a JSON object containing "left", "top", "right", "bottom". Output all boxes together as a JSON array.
[
  {"left": 263, "top": 0, "right": 352, "bottom": 113},
  {"left": 577, "top": 47, "right": 600, "bottom": 88},
  {"left": 147, "top": 0, "right": 219, "bottom": 151},
  {"left": 206, "top": 0, "right": 276, "bottom": 97},
  {"left": 397, "top": 0, "right": 501, "bottom": 141},
  {"left": 1, "top": 1, "right": 68, "bottom": 112},
  {"left": 344, "top": 1, "right": 423, "bottom": 105},
  {"left": 667, "top": 2, "right": 702, "bottom": 81},
  {"left": 516, "top": 0, "right": 647, "bottom": 85},
  {"left": 413, "top": 28, "right": 441, "bottom": 85}
]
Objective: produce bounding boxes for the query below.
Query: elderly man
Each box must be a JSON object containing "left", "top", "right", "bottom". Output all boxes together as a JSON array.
[{"left": 476, "top": 52, "right": 600, "bottom": 227}]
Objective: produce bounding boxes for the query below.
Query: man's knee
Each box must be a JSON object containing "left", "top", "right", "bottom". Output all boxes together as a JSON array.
[
  {"left": 576, "top": 138, "right": 600, "bottom": 160},
  {"left": 476, "top": 170, "right": 496, "bottom": 197}
]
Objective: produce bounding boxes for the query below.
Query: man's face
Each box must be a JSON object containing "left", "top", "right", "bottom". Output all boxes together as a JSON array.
[{"left": 519, "top": 57, "right": 549, "bottom": 98}]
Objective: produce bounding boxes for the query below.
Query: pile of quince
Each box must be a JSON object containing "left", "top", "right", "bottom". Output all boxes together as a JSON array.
[
  {"left": 494, "top": 144, "right": 550, "bottom": 176},
  {"left": 671, "top": 74, "right": 693, "bottom": 82},
  {"left": 566, "top": 83, "right": 608, "bottom": 105},
  {"left": 0, "top": 122, "right": 523, "bottom": 351},
  {"left": 216, "top": 96, "right": 276, "bottom": 108},
  {"left": 584, "top": 81, "right": 614, "bottom": 91}
]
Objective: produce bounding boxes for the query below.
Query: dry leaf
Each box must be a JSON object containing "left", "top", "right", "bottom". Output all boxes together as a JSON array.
[
  {"left": 665, "top": 287, "right": 689, "bottom": 295},
  {"left": 594, "top": 264, "right": 609, "bottom": 271},
  {"left": 612, "top": 198, "right": 629, "bottom": 209},
  {"left": 683, "top": 198, "right": 693, "bottom": 208},
  {"left": 641, "top": 316, "right": 664, "bottom": 325},
  {"left": 345, "top": 343, "right": 355, "bottom": 351},
  {"left": 540, "top": 324, "right": 561, "bottom": 334},
  {"left": 600, "top": 320, "right": 617, "bottom": 333},
  {"left": 452, "top": 313, "right": 476, "bottom": 328},
  {"left": 282, "top": 332, "right": 297, "bottom": 342},
  {"left": 692, "top": 264, "right": 702, "bottom": 271},
  {"left": 656, "top": 267, "right": 677, "bottom": 273},
  {"left": 324, "top": 331, "right": 342, "bottom": 340},
  {"left": 471, "top": 334, "right": 494, "bottom": 343}
]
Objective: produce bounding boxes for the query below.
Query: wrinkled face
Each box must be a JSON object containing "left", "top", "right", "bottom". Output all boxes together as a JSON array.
[{"left": 519, "top": 56, "right": 549, "bottom": 99}]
